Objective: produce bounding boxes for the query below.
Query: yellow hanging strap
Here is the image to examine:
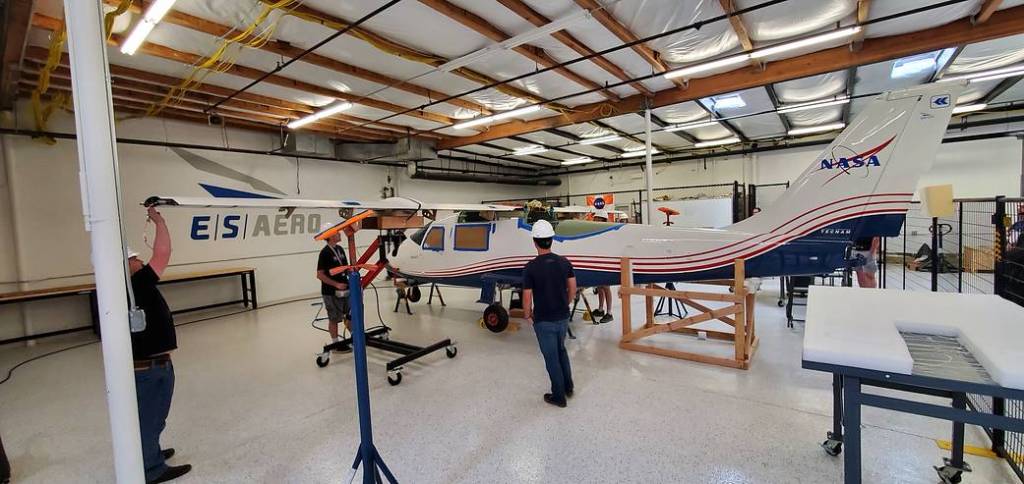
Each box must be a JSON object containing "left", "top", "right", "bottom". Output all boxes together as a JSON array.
[
  {"left": 104, "top": 0, "right": 133, "bottom": 41},
  {"left": 29, "top": 22, "right": 68, "bottom": 144},
  {"left": 142, "top": 0, "right": 298, "bottom": 118}
]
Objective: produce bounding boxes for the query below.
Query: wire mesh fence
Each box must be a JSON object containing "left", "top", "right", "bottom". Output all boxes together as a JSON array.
[{"left": 881, "top": 197, "right": 1023, "bottom": 481}]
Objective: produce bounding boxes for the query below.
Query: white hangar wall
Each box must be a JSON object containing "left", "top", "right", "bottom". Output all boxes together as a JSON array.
[
  {"left": 0, "top": 106, "right": 549, "bottom": 341},
  {"left": 556, "top": 136, "right": 1023, "bottom": 212}
]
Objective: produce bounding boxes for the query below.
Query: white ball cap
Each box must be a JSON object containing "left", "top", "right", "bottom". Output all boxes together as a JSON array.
[
  {"left": 531, "top": 219, "right": 555, "bottom": 238},
  {"left": 126, "top": 247, "right": 140, "bottom": 259},
  {"left": 594, "top": 210, "right": 609, "bottom": 220}
]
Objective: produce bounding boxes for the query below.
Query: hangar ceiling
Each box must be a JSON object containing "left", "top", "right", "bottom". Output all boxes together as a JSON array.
[{"left": 4, "top": 0, "right": 1024, "bottom": 178}]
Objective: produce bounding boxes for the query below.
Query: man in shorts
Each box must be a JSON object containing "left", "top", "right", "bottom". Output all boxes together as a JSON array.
[
  {"left": 851, "top": 236, "right": 879, "bottom": 288},
  {"left": 317, "top": 230, "right": 351, "bottom": 346}
]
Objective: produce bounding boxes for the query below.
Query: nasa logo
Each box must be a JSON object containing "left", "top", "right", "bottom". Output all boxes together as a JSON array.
[
  {"left": 593, "top": 197, "right": 606, "bottom": 209},
  {"left": 818, "top": 155, "right": 881, "bottom": 170},
  {"left": 930, "top": 95, "right": 950, "bottom": 109}
]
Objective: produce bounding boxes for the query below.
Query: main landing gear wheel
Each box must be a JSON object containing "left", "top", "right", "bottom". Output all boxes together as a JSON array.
[
  {"left": 407, "top": 286, "right": 422, "bottom": 303},
  {"left": 387, "top": 370, "right": 403, "bottom": 386},
  {"left": 445, "top": 345, "right": 458, "bottom": 358},
  {"left": 315, "top": 353, "right": 330, "bottom": 368},
  {"left": 483, "top": 303, "right": 509, "bottom": 333}
]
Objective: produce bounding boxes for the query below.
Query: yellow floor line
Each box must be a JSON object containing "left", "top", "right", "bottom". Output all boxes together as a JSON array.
[{"left": 935, "top": 440, "right": 999, "bottom": 459}]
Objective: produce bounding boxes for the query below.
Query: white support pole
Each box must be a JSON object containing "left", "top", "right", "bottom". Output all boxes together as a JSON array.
[
  {"left": 644, "top": 107, "right": 655, "bottom": 225},
  {"left": 63, "top": 1, "right": 145, "bottom": 482}
]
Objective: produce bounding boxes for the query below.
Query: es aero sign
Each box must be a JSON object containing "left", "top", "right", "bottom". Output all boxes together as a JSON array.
[{"left": 190, "top": 213, "right": 323, "bottom": 240}]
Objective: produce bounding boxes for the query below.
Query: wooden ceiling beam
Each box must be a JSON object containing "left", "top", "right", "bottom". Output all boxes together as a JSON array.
[
  {"left": 437, "top": 4, "right": 1024, "bottom": 149},
  {"left": 22, "top": 65, "right": 400, "bottom": 141},
  {"left": 31, "top": 12, "right": 456, "bottom": 126},
  {"left": 0, "top": 0, "right": 33, "bottom": 108},
  {"left": 495, "top": 0, "right": 652, "bottom": 97},
  {"left": 573, "top": 0, "right": 666, "bottom": 73},
  {"left": 22, "top": 45, "right": 439, "bottom": 140},
  {"left": 261, "top": 0, "right": 553, "bottom": 107},
  {"left": 418, "top": 0, "right": 620, "bottom": 101},
  {"left": 104, "top": 0, "right": 489, "bottom": 116}
]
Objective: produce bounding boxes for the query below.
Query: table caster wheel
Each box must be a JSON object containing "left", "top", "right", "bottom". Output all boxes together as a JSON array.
[
  {"left": 935, "top": 458, "right": 970, "bottom": 484},
  {"left": 821, "top": 433, "right": 842, "bottom": 456},
  {"left": 387, "top": 371, "right": 403, "bottom": 386},
  {"left": 445, "top": 346, "right": 457, "bottom": 358},
  {"left": 777, "top": 300, "right": 785, "bottom": 307},
  {"left": 315, "top": 353, "right": 330, "bottom": 368}
]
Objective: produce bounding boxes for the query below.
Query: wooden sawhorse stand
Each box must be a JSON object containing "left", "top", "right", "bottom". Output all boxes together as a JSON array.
[{"left": 618, "top": 258, "right": 757, "bottom": 370}]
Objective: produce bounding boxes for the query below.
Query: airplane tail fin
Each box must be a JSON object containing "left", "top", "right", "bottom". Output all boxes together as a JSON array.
[{"left": 730, "top": 82, "right": 965, "bottom": 241}]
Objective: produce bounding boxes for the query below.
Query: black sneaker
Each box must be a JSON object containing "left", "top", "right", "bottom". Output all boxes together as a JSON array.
[
  {"left": 600, "top": 314, "right": 614, "bottom": 324},
  {"left": 543, "top": 393, "right": 567, "bottom": 408},
  {"left": 148, "top": 464, "right": 192, "bottom": 484},
  {"left": 590, "top": 309, "right": 604, "bottom": 319},
  {"left": 566, "top": 389, "right": 574, "bottom": 399},
  {"left": 161, "top": 448, "right": 175, "bottom": 460}
]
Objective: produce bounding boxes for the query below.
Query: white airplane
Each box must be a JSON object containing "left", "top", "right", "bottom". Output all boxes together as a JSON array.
[{"left": 147, "top": 83, "right": 964, "bottom": 332}]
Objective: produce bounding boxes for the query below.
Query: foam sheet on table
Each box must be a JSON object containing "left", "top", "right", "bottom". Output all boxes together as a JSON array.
[{"left": 802, "top": 286, "right": 1024, "bottom": 389}]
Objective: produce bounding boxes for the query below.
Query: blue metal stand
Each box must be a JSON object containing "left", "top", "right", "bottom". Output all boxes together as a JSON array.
[{"left": 346, "top": 271, "right": 399, "bottom": 484}]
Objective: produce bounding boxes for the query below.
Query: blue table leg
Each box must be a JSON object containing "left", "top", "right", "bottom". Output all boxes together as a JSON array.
[{"left": 843, "top": 376, "right": 861, "bottom": 484}]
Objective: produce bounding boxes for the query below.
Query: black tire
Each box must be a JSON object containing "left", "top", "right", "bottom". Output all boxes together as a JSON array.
[
  {"left": 315, "top": 355, "right": 329, "bottom": 368},
  {"left": 408, "top": 286, "right": 422, "bottom": 303},
  {"left": 483, "top": 303, "right": 509, "bottom": 333},
  {"left": 387, "top": 373, "right": 402, "bottom": 386},
  {"left": 446, "top": 346, "right": 458, "bottom": 358}
]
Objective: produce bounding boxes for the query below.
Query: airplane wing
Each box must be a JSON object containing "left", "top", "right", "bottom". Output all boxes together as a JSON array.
[{"left": 144, "top": 195, "right": 517, "bottom": 212}]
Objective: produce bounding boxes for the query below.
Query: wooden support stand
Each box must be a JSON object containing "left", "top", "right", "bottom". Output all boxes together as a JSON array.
[{"left": 618, "top": 258, "right": 758, "bottom": 370}]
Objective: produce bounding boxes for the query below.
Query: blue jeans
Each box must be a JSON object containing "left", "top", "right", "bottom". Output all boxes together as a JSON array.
[
  {"left": 533, "top": 319, "right": 573, "bottom": 402},
  {"left": 135, "top": 360, "right": 175, "bottom": 481}
]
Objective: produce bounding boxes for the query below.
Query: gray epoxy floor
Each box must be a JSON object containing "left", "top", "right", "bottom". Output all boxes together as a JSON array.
[{"left": 0, "top": 281, "right": 1017, "bottom": 483}]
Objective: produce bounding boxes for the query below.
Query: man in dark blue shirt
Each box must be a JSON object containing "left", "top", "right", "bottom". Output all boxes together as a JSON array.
[{"left": 522, "top": 220, "right": 577, "bottom": 408}]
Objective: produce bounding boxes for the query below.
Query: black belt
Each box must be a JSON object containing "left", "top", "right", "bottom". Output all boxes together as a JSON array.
[{"left": 134, "top": 354, "right": 171, "bottom": 371}]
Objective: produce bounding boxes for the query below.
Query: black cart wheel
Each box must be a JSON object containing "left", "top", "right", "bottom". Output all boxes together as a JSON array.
[
  {"left": 446, "top": 346, "right": 458, "bottom": 358},
  {"left": 387, "top": 372, "right": 402, "bottom": 386},
  {"left": 777, "top": 299, "right": 785, "bottom": 307},
  {"left": 483, "top": 303, "right": 509, "bottom": 333},
  {"left": 315, "top": 354, "right": 330, "bottom": 368},
  {"left": 407, "top": 286, "right": 422, "bottom": 303},
  {"left": 821, "top": 439, "right": 842, "bottom": 456}
]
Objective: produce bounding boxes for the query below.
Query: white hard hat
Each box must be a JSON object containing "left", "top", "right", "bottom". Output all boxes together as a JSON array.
[
  {"left": 531, "top": 219, "right": 555, "bottom": 238},
  {"left": 594, "top": 210, "right": 609, "bottom": 220}
]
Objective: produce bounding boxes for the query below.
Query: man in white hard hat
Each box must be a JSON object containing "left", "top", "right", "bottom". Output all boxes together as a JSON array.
[
  {"left": 128, "top": 205, "right": 192, "bottom": 483},
  {"left": 522, "top": 219, "right": 576, "bottom": 408},
  {"left": 589, "top": 211, "right": 614, "bottom": 324}
]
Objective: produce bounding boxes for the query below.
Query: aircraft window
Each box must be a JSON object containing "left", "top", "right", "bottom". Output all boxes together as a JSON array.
[
  {"left": 423, "top": 226, "right": 444, "bottom": 251},
  {"left": 454, "top": 224, "right": 490, "bottom": 251},
  {"left": 409, "top": 225, "right": 429, "bottom": 246}
]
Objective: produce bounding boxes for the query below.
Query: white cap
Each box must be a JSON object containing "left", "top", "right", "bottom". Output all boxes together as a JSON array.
[
  {"left": 126, "top": 247, "right": 140, "bottom": 259},
  {"left": 594, "top": 210, "right": 609, "bottom": 220},
  {"left": 531, "top": 219, "right": 555, "bottom": 238}
]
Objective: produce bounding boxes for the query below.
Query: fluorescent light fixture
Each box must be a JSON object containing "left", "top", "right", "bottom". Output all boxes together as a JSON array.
[
  {"left": 501, "top": 10, "right": 591, "bottom": 49},
  {"left": 512, "top": 145, "right": 548, "bottom": 156},
  {"left": 288, "top": 102, "right": 353, "bottom": 129},
  {"left": 621, "top": 149, "right": 660, "bottom": 158},
  {"left": 664, "top": 120, "right": 718, "bottom": 132},
  {"left": 561, "top": 157, "right": 594, "bottom": 166},
  {"left": 664, "top": 54, "right": 750, "bottom": 80},
  {"left": 750, "top": 26, "right": 862, "bottom": 59},
  {"left": 578, "top": 134, "right": 621, "bottom": 145},
  {"left": 694, "top": 137, "right": 740, "bottom": 148},
  {"left": 788, "top": 122, "right": 846, "bottom": 136},
  {"left": 776, "top": 96, "right": 850, "bottom": 114},
  {"left": 952, "top": 103, "right": 986, "bottom": 115},
  {"left": 941, "top": 64, "right": 1024, "bottom": 83},
  {"left": 891, "top": 53, "right": 937, "bottom": 79},
  {"left": 711, "top": 94, "right": 746, "bottom": 110},
  {"left": 452, "top": 105, "right": 541, "bottom": 130},
  {"left": 120, "top": 0, "right": 178, "bottom": 55},
  {"left": 437, "top": 10, "right": 590, "bottom": 72}
]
